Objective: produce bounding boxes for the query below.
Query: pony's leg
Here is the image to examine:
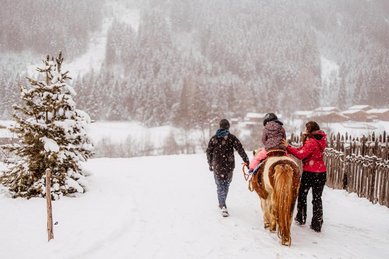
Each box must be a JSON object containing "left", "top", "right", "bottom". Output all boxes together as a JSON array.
[
  {"left": 260, "top": 198, "right": 270, "bottom": 229},
  {"left": 269, "top": 213, "right": 277, "bottom": 232},
  {"left": 281, "top": 236, "right": 291, "bottom": 246},
  {"left": 261, "top": 193, "right": 275, "bottom": 231},
  {"left": 269, "top": 195, "right": 277, "bottom": 232}
]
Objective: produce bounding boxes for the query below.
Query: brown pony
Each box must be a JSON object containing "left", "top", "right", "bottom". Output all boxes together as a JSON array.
[{"left": 250, "top": 154, "right": 300, "bottom": 246}]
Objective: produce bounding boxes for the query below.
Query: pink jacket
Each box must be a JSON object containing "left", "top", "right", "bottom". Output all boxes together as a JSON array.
[
  {"left": 249, "top": 121, "right": 286, "bottom": 170},
  {"left": 249, "top": 148, "right": 267, "bottom": 170}
]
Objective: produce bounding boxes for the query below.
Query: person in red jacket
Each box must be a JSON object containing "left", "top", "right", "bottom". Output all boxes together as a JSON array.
[{"left": 282, "top": 121, "right": 327, "bottom": 232}]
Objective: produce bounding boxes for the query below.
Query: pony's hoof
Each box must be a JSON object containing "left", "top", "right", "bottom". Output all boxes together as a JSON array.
[{"left": 281, "top": 239, "right": 291, "bottom": 246}]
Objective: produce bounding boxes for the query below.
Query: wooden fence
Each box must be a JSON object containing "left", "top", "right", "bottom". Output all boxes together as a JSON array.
[{"left": 290, "top": 131, "right": 389, "bottom": 207}]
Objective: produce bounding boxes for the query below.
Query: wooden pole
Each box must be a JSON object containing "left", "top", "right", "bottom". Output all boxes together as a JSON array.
[{"left": 46, "top": 168, "right": 54, "bottom": 241}]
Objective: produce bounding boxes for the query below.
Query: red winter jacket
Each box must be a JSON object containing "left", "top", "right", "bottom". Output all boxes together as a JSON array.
[{"left": 287, "top": 130, "right": 327, "bottom": 173}]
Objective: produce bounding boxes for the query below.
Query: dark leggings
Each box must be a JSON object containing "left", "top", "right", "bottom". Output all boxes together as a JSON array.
[{"left": 296, "top": 171, "right": 326, "bottom": 229}]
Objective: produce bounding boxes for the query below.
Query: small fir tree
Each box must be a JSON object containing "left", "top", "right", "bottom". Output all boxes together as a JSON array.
[{"left": 1, "top": 52, "right": 93, "bottom": 199}]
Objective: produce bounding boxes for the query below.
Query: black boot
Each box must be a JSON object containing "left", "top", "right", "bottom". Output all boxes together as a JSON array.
[
  {"left": 310, "top": 218, "right": 323, "bottom": 232},
  {"left": 295, "top": 213, "right": 306, "bottom": 225},
  {"left": 295, "top": 203, "right": 306, "bottom": 225}
]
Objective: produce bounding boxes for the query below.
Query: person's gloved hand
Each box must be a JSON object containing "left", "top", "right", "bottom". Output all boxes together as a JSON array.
[
  {"left": 209, "top": 165, "right": 213, "bottom": 171},
  {"left": 281, "top": 139, "right": 289, "bottom": 148}
]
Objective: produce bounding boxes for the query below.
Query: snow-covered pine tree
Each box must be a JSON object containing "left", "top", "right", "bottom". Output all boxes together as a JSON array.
[{"left": 1, "top": 52, "right": 93, "bottom": 199}]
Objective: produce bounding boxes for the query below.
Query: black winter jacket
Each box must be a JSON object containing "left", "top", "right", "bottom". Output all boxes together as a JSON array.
[{"left": 206, "top": 131, "right": 249, "bottom": 180}]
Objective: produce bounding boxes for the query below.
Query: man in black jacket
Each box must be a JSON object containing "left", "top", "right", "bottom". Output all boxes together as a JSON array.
[{"left": 206, "top": 119, "right": 249, "bottom": 217}]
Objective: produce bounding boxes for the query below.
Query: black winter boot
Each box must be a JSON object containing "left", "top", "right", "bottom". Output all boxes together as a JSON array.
[
  {"left": 295, "top": 213, "right": 306, "bottom": 225},
  {"left": 310, "top": 218, "right": 323, "bottom": 232},
  {"left": 295, "top": 206, "right": 306, "bottom": 225}
]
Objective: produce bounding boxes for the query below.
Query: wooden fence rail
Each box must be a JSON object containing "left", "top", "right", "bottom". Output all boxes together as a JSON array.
[{"left": 290, "top": 131, "right": 389, "bottom": 207}]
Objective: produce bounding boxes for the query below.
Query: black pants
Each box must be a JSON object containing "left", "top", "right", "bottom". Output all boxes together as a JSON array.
[{"left": 295, "top": 171, "right": 326, "bottom": 231}]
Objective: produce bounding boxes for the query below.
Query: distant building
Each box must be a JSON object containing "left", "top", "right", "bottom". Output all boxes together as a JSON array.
[
  {"left": 244, "top": 112, "right": 266, "bottom": 123},
  {"left": 241, "top": 121, "right": 258, "bottom": 130},
  {"left": 311, "top": 112, "right": 349, "bottom": 123},
  {"left": 366, "top": 109, "right": 389, "bottom": 121},
  {"left": 311, "top": 107, "right": 348, "bottom": 122},
  {"left": 293, "top": 110, "right": 313, "bottom": 120},
  {"left": 230, "top": 118, "right": 239, "bottom": 124},
  {"left": 347, "top": 105, "right": 372, "bottom": 111},
  {"left": 240, "top": 112, "right": 267, "bottom": 131},
  {"left": 342, "top": 109, "right": 370, "bottom": 121},
  {"left": 313, "top": 106, "right": 340, "bottom": 113}
]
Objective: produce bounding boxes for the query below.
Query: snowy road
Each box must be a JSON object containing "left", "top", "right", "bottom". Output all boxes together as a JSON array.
[{"left": 1, "top": 154, "right": 388, "bottom": 259}]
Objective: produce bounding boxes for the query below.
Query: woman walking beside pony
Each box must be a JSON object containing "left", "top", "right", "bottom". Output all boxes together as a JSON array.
[{"left": 282, "top": 121, "right": 327, "bottom": 232}]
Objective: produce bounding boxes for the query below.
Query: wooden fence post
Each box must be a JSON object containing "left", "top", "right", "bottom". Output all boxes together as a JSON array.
[
  {"left": 369, "top": 157, "right": 377, "bottom": 203},
  {"left": 343, "top": 146, "right": 349, "bottom": 190},
  {"left": 46, "top": 168, "right": 54, "bottom": 241}
]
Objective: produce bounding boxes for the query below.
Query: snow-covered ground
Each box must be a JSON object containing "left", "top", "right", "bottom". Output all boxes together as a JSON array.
[
  {"left": 85, "top": 121, "right": 208, "bottom": 154},
  {"left": 1, "top": 154, "right": 388, "bottom": 259},
  {"left": 86, "top": 121, "right": 175, "bottom": 145},
  {"left": 85, "top": 120, "right": 389, "bottom": 146},
  {"left": 1, "top": 119, "right": 388, "bottom": 153}
]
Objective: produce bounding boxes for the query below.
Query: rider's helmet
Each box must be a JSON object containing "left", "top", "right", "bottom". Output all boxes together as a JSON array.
[{"left": 263, "top": 113, "right": 283, "bottom": 126}]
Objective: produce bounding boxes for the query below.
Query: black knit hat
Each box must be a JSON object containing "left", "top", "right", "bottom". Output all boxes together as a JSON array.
[
  {"left": 219, "top": 119, "right": 230, "bottom": 129},
  {"left": 263, "top": 113, "right": 283, "bottom": 126}
]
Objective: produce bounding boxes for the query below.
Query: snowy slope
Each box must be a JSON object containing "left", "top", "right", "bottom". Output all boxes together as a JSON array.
[
  {"left": 1, "top": 154, "right": 388, "bottom": 259},
  {"left": 321, "top": 56, "right": 339, "bottom": 86},
  {"left": 66, "top": 2, "right": 140, "bottom": 77},
  {"left": 23, "top": 1, "right": 140, "bottom": 78},
  {"left": 320, "top": 56, "right": 340, "bottom": 107}
]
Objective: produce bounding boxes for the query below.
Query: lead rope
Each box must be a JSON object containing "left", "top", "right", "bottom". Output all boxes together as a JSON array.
[
  {"left": 242, "top": 163, "right": 250, "bottom": 181},
  {"left": 242, "top": 163, "right": 254, "bottom": 192}
]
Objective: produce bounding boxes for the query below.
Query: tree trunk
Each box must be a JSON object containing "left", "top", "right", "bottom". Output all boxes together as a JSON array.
[{"left": 46, "top": 168, "right": 54, "bottom": 241}]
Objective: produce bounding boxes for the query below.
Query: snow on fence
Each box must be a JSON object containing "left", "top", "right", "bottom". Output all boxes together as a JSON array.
[{"left": 290, "top": 132, "right": 389, "bottom": 207}]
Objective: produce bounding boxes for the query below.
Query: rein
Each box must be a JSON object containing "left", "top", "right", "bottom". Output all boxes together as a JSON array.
[
  {"left": 241, "top": 163, "right": 250, "bottom": 181},
  {"left": 242, "top": 163, "right": 255, "bottom": 192}
]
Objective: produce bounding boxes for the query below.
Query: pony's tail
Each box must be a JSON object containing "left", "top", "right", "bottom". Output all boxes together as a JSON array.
[{"left": 273, "top": 164, "right": 295, "bottom": 246}]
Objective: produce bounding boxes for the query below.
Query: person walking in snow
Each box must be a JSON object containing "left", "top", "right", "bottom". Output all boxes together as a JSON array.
[
  {"left": 249, "top": 112, "right": 286, "bottom": 173},
  {"left": 206, "top": 119, "right": 249, "bottom": 217},
  {"left": 282, "top": 121, "right": 327, "bottom": 232}
]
